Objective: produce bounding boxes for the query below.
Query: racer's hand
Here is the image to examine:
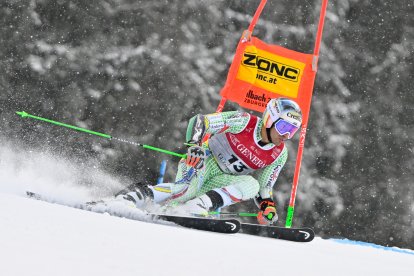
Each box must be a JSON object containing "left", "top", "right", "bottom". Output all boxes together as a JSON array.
[
  {"left": 186, "top": 146, "right": 206, "bottom": 170},
  {"left": 257, "top": 199, "right": 278, "bottom": 225}
]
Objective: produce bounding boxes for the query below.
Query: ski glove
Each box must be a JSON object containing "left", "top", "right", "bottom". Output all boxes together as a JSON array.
[
  {"left": 186, "top": 145, "right": 206, "bottom": 170},
  {"left": 257, "top": 199, "right": 278, "bottom": 225}
]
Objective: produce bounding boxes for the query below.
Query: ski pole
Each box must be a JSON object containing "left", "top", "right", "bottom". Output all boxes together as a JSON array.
[
  {"left": 209, "top": 211, "right": 276, "bottom": 222},
  {"left": 16, "top": 111, "right": 186, "bottom": 158},
  {"left": 208, "top": 211, "right": 258, "bottom": 217}
]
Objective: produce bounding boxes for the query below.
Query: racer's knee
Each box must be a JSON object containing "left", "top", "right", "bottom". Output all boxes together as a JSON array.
[
  {"left": 230, "top": 175, "right": 260, "bottom": 200},
  {"left": 211, "top": 175, "right": 260, "bottom": 208}
]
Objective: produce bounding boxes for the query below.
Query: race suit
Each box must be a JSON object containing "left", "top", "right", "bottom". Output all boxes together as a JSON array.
[{"left": 158, "top": 111, "right": 288, "bottom": 208}]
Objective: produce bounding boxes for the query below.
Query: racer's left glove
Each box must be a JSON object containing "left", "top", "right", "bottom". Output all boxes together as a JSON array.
[{"left": 256, "top": 198, "right": 278, "bottom": 225}]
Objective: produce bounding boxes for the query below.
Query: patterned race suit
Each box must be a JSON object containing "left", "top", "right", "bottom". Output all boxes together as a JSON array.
[{"left": 164, "top": 111, "right": 288, "bottom": 208}]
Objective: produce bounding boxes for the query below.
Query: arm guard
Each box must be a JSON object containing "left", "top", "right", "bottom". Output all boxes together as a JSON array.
[
  {"left": 186, "top": 114, "right": 206, "bottom": 145},
  {"left": 185, "top": 111, "right": 249, "bottom": 145}
]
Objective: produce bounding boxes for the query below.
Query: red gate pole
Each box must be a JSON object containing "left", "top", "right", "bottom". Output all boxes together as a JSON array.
[
  {"left": 214, "top": 0, "right": 268, "bottom": 114},
  {"left": 247, "top": 0, "right": 268, "bottom": 33},
  {"left": 285, "top": 0, "right": 329, "bottom": 228}
]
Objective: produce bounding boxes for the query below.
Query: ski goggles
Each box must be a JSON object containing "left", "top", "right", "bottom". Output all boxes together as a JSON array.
[{"left": 273, "top": 118, "right": 300, "bottom": 139}]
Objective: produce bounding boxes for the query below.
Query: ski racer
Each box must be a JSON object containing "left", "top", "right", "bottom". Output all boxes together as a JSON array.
[{"left": 119, "top": 97, "right": 302, "bottom": 225}]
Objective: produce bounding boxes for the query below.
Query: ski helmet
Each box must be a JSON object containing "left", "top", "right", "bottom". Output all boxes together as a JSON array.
[{"left": 262, "top": 98, "right": 302, "bottom": 139}]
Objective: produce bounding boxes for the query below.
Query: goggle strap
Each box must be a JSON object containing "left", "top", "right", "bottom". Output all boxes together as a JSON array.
[{"left": 266, "top": 126, "right": 273, "bottom": 144}]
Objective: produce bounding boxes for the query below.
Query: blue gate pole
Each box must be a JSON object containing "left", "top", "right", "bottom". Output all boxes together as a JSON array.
[{"left": 157, "top": 160, "right": 168, "bottom": 184}]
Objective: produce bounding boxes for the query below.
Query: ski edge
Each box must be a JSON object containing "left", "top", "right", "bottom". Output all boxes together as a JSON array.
[
  {"left": 240, "top": 223, "right": 315, "bottom": 242},
  {"left": 153, "top": 214, "right": 241, "bottom": 234}
]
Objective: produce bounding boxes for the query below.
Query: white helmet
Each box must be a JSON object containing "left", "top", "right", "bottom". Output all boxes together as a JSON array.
[{"left": 262, "top": 98, "right": 302, "bottom": 139}]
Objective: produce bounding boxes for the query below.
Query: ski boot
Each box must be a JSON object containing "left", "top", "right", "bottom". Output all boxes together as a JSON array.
[{"left": 114, "top": 182, "right": 154, "bottom": 209}]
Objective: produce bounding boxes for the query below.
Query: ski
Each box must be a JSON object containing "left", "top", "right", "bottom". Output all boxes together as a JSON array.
[
  {"left": 26, "top": 191, "right": 312, "bottom": 239},
  {"left": 240, "top": 223, "right": 314, "bottom": 242},
  {"left": 152, "top": 214, "right": 240, "bottom": 234},
  {"left": 26, "top": 191, "right": 239, "bottom": 234}
]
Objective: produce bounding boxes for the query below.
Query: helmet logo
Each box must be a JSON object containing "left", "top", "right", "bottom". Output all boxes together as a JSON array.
[
  {"left": 286, "top": 112, "right": 301, "bottom": 122},
  {"left": 274, "top": 101, "right": 280, "bottom": 114}
]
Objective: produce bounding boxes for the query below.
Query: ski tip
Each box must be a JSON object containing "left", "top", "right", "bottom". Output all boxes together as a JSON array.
[
  {"left": 26, "top": 191, "right": 42, "bottom": 200},
  {"left": 298, "top": 228, "right": 315, "bottom": 242}
]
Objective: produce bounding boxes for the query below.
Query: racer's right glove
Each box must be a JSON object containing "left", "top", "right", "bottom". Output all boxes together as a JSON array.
[{"left": 186, "top": 145, "right": 206, "bottom": 170}]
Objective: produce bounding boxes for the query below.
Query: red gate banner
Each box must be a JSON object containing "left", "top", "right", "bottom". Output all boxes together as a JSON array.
[{"left": 220, "top": 35, "right": 317, "bottom": 124}]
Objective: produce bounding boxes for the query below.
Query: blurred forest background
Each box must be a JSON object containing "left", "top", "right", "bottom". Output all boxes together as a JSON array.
[{"left": 1, "top": 0, "right": 413, "bottom": 249}]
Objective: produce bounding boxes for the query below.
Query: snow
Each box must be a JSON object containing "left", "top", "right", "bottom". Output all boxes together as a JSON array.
[
  {"left": 0, "top": 143, "right": 413, "bottom": 275},
  {"left": 0, "top": 192, "right": 413, "bottom": 276}
]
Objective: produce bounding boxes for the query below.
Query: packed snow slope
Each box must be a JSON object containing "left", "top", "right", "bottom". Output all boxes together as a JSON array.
[
  {"left": 0, "top": 142, "right": 413, "bottom": 276},
  {"left": 0, "top": 193, "right": 413, "bottom": 276}
]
